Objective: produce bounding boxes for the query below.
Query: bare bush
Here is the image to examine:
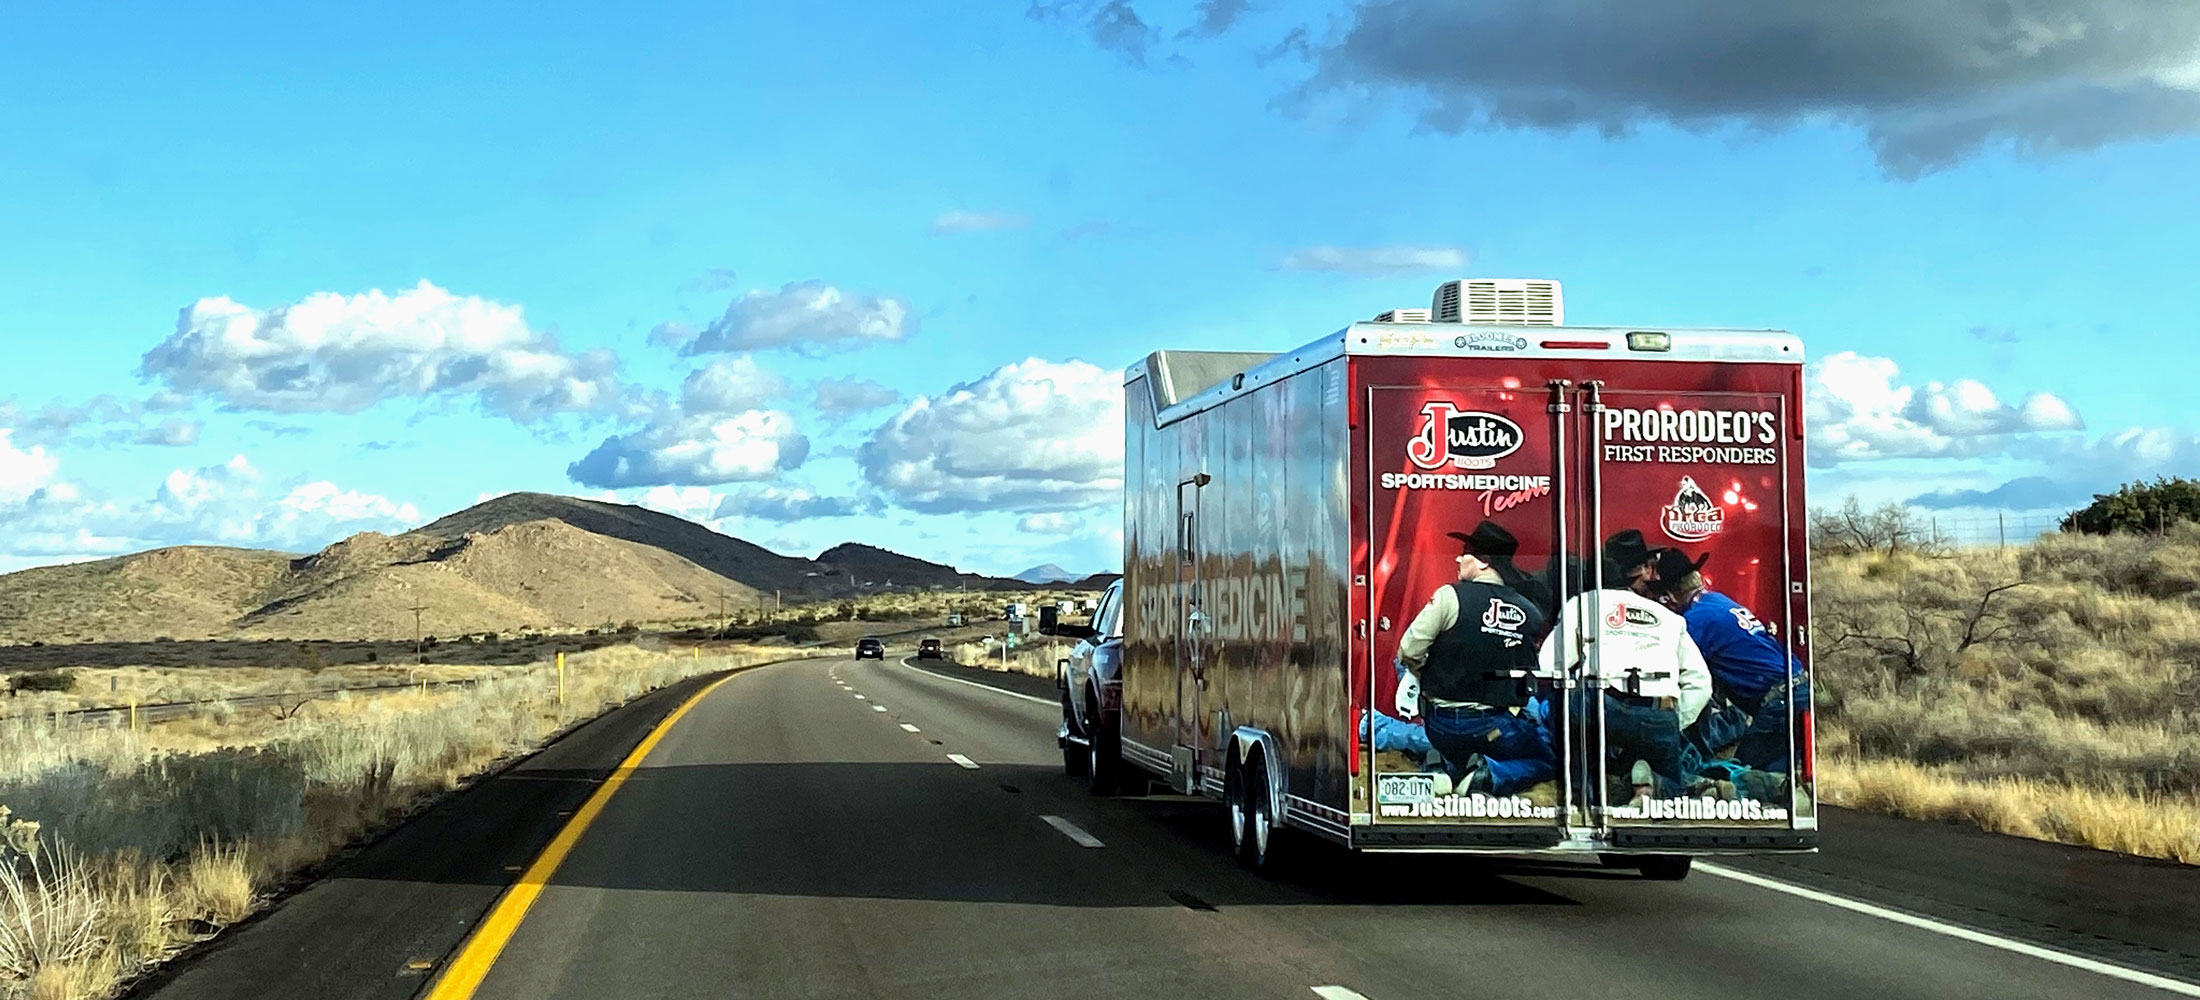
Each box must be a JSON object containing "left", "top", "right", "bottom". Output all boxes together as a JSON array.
[{"left": 1813, "top": 526, "right": 2200, "bottom": 859}]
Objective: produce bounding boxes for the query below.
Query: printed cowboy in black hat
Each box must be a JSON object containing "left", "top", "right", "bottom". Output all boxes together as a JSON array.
[{"left": 1394, "top": 519, "right": 1555, "bottom": 798}]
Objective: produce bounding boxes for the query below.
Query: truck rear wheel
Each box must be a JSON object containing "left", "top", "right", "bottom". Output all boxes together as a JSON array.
[
  {"left": 1638, "top": 855, "right": 1693, "bottom": 881},
  {"left": 1060, "top": 693, "right": 1089, "bottom": 778},
  {"left": 1087, "top": 691, "right": 1121, "bottom": 795}
]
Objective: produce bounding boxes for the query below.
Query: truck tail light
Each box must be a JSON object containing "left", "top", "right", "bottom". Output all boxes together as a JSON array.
[
  {"left": 1797, "top": 708, "right": 1815, "bottom": 783},
  {"left": 1539, "top": 339, "right": 1611, "bottom": 350}
]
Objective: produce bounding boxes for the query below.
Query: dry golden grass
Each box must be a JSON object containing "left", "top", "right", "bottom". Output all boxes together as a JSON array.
[
  {"left": 0, "top": 641, "right": 813, "bottom": 999},
  {"left": 1814, "top": 522, "right": 2200, "bottom": 863},
  {"left": 1820, "top": 755, "right": 2200, "bottom": 864},
  {"left": 1, "top": 663, "right": 495, "bottom": 718},
  {"left": 948, "top": 642, "right": 1067, "bottom": 681}
]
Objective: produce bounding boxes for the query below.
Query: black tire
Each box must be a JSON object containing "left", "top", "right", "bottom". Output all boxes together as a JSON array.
[
  {"left": 1061, "top": 694, "right": 1090, "bottom": 778},
  {"left": 1638, "top": 855, "right": 1693, "bottom": 881},
  {"left": 1087, "top": 691, "right": 1121, "bottom": 795},
  {"left": 1235, "top": 753, "right": 1275, "bottom": 871}
]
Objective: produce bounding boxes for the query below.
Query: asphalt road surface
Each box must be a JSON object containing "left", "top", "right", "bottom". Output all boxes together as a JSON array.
[{"left": 140, "top": 648, "right": 2200, "bottom": 1000}]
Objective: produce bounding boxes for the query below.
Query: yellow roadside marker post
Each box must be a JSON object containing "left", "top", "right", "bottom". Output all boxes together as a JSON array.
[
  {"left": 556, "top": 652, "right": 567, "bottom": 707},
  {"left": 129, "top": 699, "right": 139, "bottom": 731}
]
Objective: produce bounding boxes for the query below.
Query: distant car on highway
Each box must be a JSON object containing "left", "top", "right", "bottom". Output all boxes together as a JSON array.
[
  {"left": 854, "top": 637, "right": 884, "bottom": 660},
  {"left": 917, "top": 638, "right": 943, "bottom": 659}
]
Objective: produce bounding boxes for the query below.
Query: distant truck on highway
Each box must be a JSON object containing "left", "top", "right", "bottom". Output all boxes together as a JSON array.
[{"left": 1059, "top": 278, "right": 1817, "bottom": 877}]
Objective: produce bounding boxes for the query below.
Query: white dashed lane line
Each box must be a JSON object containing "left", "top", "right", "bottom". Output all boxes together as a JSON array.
[
  {"left": 947, "top": 754, "right": 979, "bottom": 769},
  {"left": 1310, "top": 988, "right": 1372, "bottom": 1000},
  {"left": 900, "top": 723, "right": 921, "bottom": 732},
  {"left": 872, "top": 705, "right": 887, "bottom": 712},
  {"left": 898, "top": 657, "right": 1054, "bottom": 706},
  {"left": 1040, "top": 815, "right": 1104, "bottom": 849}
]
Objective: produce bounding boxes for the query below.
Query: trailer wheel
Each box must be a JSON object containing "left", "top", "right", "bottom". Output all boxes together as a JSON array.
[
  {"left": 1234, "top": 751, "right": 1274, "bottom": 871},
  {"left": 1638, "top": 855, "right": 1693, "bottom": 881}
]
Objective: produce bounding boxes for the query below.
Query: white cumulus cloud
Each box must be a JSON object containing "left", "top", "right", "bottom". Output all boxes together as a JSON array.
[
  {"left": 1805, "top": 352, "right": 2083, "bottom": 465},
  {"left": 680, "top": 357, "right": 790, "bottom": 412},
  {"left": 567, "top": 357, "right": 808, "bottom": 489},
  {"left": 931, "top": 210, "right": 1032, "bottom": 235},
  {"left": 859, "top": 358, "right": 1123, "bottom": 514},
  {"left": 139, "top": 280, "right": 625, "bottom": 422},
  {"left": 1277, "top": 245, "right": 1471, "bottom": 275},
  {"left": 0, "top": 429, "right": 61, "bottom": 506},
  {"left": 713, "top": 486, "right": 874, "bottom": 522},
  {"left": 1016, "top": 513, "right": 1084, "bottom": 535},
  {"left": 813, "top": 377, "right": 902, "bottom": 417},
  {"left": 0, "top": 449, "right": 420, "bottom": 563},
  {"left": 655, "top": 281, "right": 913, "bottom": 356},
  {"left": 567, "top": 410, "right": 807, "bottom": 489}
]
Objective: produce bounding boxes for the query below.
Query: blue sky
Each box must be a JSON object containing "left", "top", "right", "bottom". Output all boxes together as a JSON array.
[{"left": 4, "top": 1, "right": 2198, "bottom": 575}]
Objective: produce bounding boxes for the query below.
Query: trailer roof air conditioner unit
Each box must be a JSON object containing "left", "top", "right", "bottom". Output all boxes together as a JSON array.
[
  {"left": 1371, "top": 308, "right": 1432, "bottom": 323},
  {"left": 1430, "top": 279, "right": 1563, "bottom": 326}
]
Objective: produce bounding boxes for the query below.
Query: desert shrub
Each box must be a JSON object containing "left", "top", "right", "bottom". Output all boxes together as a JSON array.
[
  {"left": 10, "top": 672, "right": 76, "bottom": 694},
  {"left": 2062, "top": 476, "right": 2200, "bottom": 536},
  {"left": 1809, "top": 498, "right": 1945, "bottom": 557},
  {"left": 616, "top": 622, "right": 638, "bottom": 635}
]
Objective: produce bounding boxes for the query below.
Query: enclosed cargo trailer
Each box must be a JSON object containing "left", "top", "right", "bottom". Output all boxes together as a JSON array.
[{"left": 1099, "top": 292, "right": 1816, "bottom": 874}]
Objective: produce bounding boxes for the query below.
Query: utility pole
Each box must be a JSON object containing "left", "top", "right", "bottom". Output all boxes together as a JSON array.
[
  {"left": 718, "top": 592, "right": 730, "bottom": 631},
  {"left": 408, "top": 604, "right": 428, "bottom": 656}
]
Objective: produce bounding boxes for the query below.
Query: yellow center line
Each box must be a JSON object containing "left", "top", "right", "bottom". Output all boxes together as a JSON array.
[{"left": 422, "top": 670, "right": 742, "bottom": 999}]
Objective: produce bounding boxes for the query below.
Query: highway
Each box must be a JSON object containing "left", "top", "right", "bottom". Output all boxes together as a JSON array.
[{"left": 139, "top": 648, "right": 2200, "bottom": 1000}]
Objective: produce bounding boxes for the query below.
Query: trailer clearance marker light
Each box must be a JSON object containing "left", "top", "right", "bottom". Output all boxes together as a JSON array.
[
  {"left": 1626, "top": 331, "right": 1672, "bottom": 351},
  {"left": 1540, "top": 339, "right": 1611, "bottom": 350}
]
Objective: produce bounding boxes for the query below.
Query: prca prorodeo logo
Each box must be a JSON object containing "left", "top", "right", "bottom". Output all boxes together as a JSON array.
[{"left": 1660, "top": 475, "right": 1726, "bottom": 542}]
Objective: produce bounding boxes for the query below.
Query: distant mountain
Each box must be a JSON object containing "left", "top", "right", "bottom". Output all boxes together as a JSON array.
[
  {"left": 814, "top": 543, "right": 1028, "bottom": 592},
  {"left": 416, "top": 492, "right": 820, "bottom": 595},
  {"left": 1071, "top": 572, "right": 1122, "bottom": 590},
  {"left": 0, "top": 492, "right": 1036, "bottom": 643},
  {"left": 1014, "top": 564, "right": 1079, "bottom": 584}
]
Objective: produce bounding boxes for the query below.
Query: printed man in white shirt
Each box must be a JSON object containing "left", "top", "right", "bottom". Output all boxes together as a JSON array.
[{"left": 1538, "top": 547, "right": 1713, "bottom": 804}]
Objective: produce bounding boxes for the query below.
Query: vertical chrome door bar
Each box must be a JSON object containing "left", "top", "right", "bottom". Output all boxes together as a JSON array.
[
  {"left": 1582, "top": 380, "right": 1609, "bottom": 829},
  {"left": 1546, "top": 379, "right": 1573, "bottom": 829}
]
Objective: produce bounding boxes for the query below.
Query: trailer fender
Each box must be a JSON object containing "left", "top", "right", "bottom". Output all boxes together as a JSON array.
[{"left": 1228, "top": 727, "right": 1286, "bottom": 827}]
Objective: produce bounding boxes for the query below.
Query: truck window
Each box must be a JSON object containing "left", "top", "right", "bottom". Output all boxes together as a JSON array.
[{"left": 1094, "top": 584, "right": 1123, "bottom": 638}]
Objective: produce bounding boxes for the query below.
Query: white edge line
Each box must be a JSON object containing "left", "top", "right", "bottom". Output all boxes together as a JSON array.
[
  {"left": 900, "top": 723, "right": 921, "bottom": 732},
  {"left": 946, "top": 753, "right": 979, "bottom": 769},
  {"left": 1040, "top": 814, "right": 1104, "bottom": 848},
  {"left": 1311, "top": 988, "right": 1371, "bottom": 1000},
  {"left": 1698, "top": 863, "right": 2200, "bottom": 996},
  {"left": 899, "top": 656, "right": 1055, "bottom": 706}
]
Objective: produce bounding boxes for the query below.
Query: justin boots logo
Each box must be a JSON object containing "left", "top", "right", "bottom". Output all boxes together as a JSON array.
[
  {"left": 1661, "top": 475, "right": 1725, "bottom": 541},
  {"left": 1407, "top": 402, "right": 1523, "bottom": 471}
]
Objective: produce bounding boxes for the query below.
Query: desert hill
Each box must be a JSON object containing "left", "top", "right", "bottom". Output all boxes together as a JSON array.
[
  {"left": 813, "top": 542, "right": 1030, "bottom": 592},
  {"left": 0, "top": 492, "right": 1046, "bottom": 644},
  {"left": 416, "top": 492, "right": 822, "bottom": 595}
]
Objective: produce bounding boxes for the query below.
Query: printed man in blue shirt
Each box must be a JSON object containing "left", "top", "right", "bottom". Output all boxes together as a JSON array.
[{"left": 1649, "top": 547, "right": 1810, "bottom": 775}]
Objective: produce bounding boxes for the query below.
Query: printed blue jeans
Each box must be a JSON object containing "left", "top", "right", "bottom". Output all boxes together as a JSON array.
[{"left": 1422, "top": 705, "right": 1554, "bottom": 797}]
